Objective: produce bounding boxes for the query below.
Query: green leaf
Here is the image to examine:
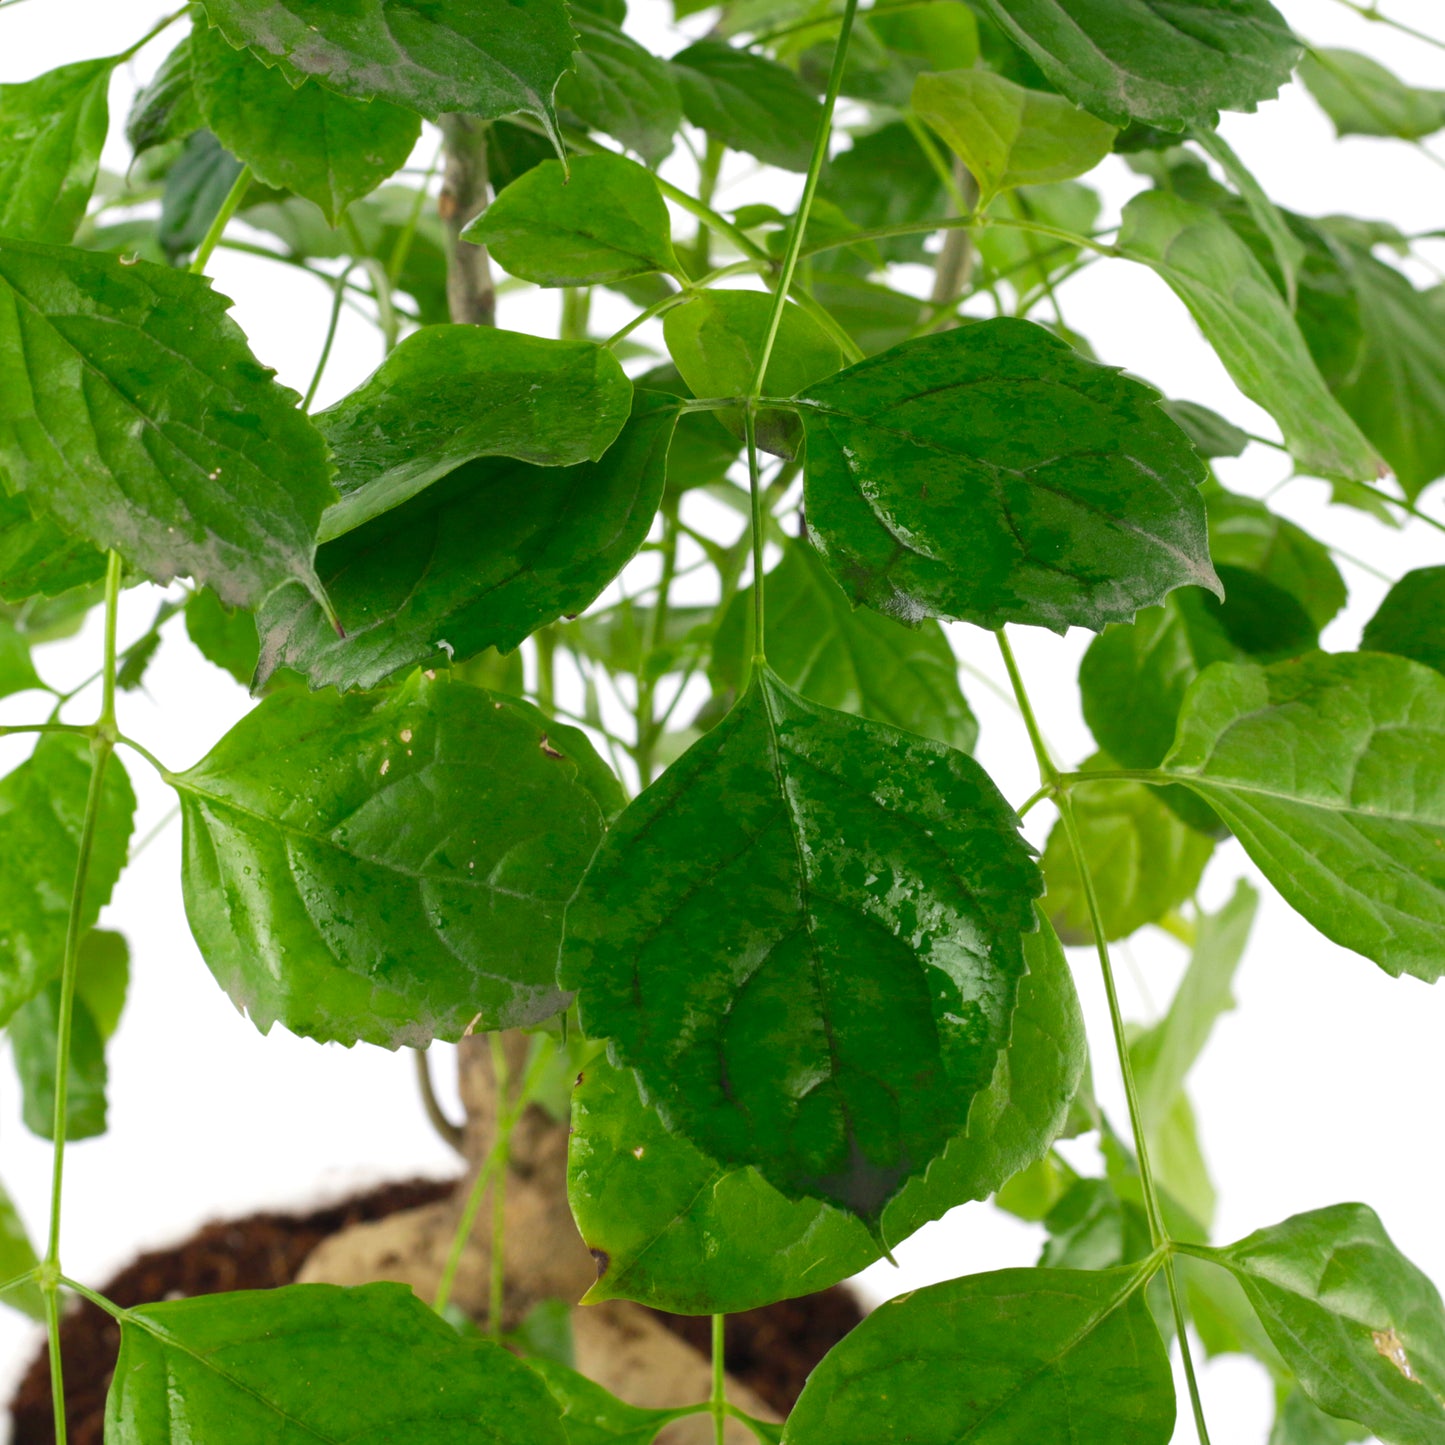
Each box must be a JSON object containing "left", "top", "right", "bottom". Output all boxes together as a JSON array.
[
  {"left": 974, "top": 180, "right": 1101, "bottom": 295},
  {"left": 0, "top": 615, "right": 43, "bottom": 699},
  {"left": 126, "top": 35, "right": 200, "bottom": 155},
  {"left": 781, "top": 1263, "right": 1175, "bottom": 1445},
  {"left": 1271, "top": 1389, "right": 1370, "bottom": 1445},
  {"left": 527, "top": 1358, "right": 689, "bottom": 1445},
  {"left": 671, "top": 42, "right": 823, "bottom": 172},
  {"left": 978, "top": 0, "right": 1299, "bottom": 130},
  {"left": 1300, "top": 48, "right": 1445, "bottom": 141},
  {"left": 0, "top": 1174, "right": 42, "bottom": 1320},
  {"left": 175, "top": 674, "right": 623, "bottom": 1047},
  {"left": 912, "top": 68, "right": 1115, "bottom": 206},
  {"left": 466, "top": 154, "right": 678, "bottom": 288},
  {"left": 106, "top": 1280, "right": 567, "bottom": 1443},
  {"left": 1162, "top": 650, "right": 1445, "bottom": 980},
  {"left": 255, "top": 393, "right": 677, "bottom": 692},
  {"left": 0, "top": 490, "right": 106, "bottom": 603},
  {"left": 10, "top": 979, "right": 108, "bottom": 1141},
  {"left": 560, "top": 600, "right": 714, "bottom": 682},
  {"left": 1041, "top": 755, "right": 1214, "bottom": 943},
  {"left": 560, "top": 665, "right": 1042, "bottom": 1227},
  {"left": 799, "top": 317, "right": 1217, "bottom": 632},
  {"left": 315, "top": 326, "right": 632, "bottom": 541},
  {"left": 819, "top": 121, "right": 947, "bottom": 267},
  {"left": 559, "top": 13, "right": 682, "bottom": 167},
  {"left": 186, "top": 586, "right": 261, "bottom": 685},
  {"left": 0, "top": 736, "right": 135, "bottom": 1027},
  {"left": 74, "top": 927, "right": 129, "bottom": 1040},
  {"left": 198, "top": 0, "right": 577, "bottom": 140},
  {"left": 1362, "top": 568, "right": 1445, "bottom": 678},
  {"left": 663, "top": 290, "right": 843, "bottom": 460},
  {"left": 1118, "top": 190, "right": 1379, "bottom": 484},
  {"left": 570, "top": 910, "right": 1084, "bottom": 1312},
  {"left": 711, "top": 535, "right": 977, "bottom": 753},
  {"left": 1211, "top": 1204, "right": 1445, "bottom": 1445},
  {"left": 0, "top": 239, "right": 334, "bottom": 610},
  {"left": 0, "top": 57, "right": 116, "bottom": 242},
  {"left": 1160, "top": 399, "right": 1248, "bottom": 459},
  {"left": 190, "top": 24, "right": 420, "bottom": 227},
  {"left": 157, "top": 128, "right": 246, "bottom": 262}
]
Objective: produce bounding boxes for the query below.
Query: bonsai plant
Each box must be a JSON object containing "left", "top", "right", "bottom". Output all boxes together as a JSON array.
[{"left": 1, "top": 0, "right": 1444, "bottom": 1441}]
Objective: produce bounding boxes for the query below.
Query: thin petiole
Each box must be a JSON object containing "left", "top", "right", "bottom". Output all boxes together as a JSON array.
[
  {"left": 711, "top": 1313, "right": 728, "bottom": 1445},
  {"left": 188, "top": 166, "right": 252, "bottom": 277},
  {"left": 303, "top": 262, "right": 357, "bottom": 411}
]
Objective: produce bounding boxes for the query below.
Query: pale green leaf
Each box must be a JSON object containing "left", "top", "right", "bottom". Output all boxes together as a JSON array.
[{"left": 1300, "top": 49, "right": 1445, "bottom": 141}]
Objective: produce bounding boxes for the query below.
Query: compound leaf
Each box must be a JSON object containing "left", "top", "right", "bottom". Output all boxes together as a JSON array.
[
  {"left": 1361, "top": 568, "right": 1445, "bottom": 678},
  {"left": 560, "top": 666, "right": 1042, "bottom": 1228},
  {"left": 570, "top": 910, "right": 1084, "bottom": 1313},
  {"left": 671, "top": 41, "right": 822, "bottom": 172},
  {"left": 257, "top": 393, "right": 677, "bottom": 692},
  {"left": 316, "top": 325, "right": 631, "bottom": 540},
  {"left": 191, "top": 23, "right": 420, "bottom": 227},
  {"left": 799, "top": 317, "right": 1217, "bottom": 632},
  {"left": 175, "top": 675, "right": 623, "bottom": 1047},
  {"left": 977, "top": 0, "right": 1299, "bottom": 130},
  {"left": 0, "top": 57, "right": 116, "bottom": 243},
  {"left": 1212, "top": 1205, "right": 1445, "bottom": 1445},
  {"left": 1162, "top": 651, "right": 1445, "bottom": 980},
  {"left": 781, "top": 1264, "right": 1175, "bottom": 1444},
  {"left": 711, "top": 534, "right": 978, "bottom": 753},
  {"left": 467, "top": 154, "right": 678, "bottom": 288},
  {"left": 1119, "top": 191, "right": 1379, "bottom": 485},
  {"left": 0, "top": 736, "right": 135, "bottom": 1027},
  {"left": 0, "top": 240, "right": 334, "bottom": 609},
  {"left": 197, "top": 0, "right": 577, "bottom": 140},
  {"left": 912, "top": 68, "right": 1115, "bottom": 206},
  {"left": 106, "top": 1281, "right": 567, "bottom": 1444}
]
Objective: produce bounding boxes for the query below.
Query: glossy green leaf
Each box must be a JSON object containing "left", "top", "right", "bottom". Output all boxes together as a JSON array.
[
  {"left": 256, "top": 394, "right": 677, "bottom": 692},
  {"left": 106, "top": 1281, "right": 567, "bottom": 1443},
  {"left": 1162, "top": 651, "right": 1445, "bottom": 979},
  {"left": 0, "top": 57, "right": 115, "bottom": 243},
  {"left": 0, "top": 736, "right": 135, "bottom": 1026},
  {"left": 782, "top": 1263, "right": 1175, "bottom": 1445},
  {"left": 561, "top": 666, "right": 1042, "bottom": 1227},
  {"left": 559, "top": 13, "right": 682, "bottom": 166},
  {"left": 1161, "top": 399, "right": 1249, "bottom": 459},
  {"left": 570, "top": 911, "right": 1084, "bottom": 1312},
  {"left": 125, "top": 35, "right": 200, "bottom": 155},
  {"left": 1271, "top": 1390, "right": 1369, "bottom": 1445},
  {"left": 467, "top": 154, "right": 678, "bottom": 288},
  {"left": 1362, "top": 567, "right": 1445, "bottom": 678},
  {"left": 912, "top": 68, "right": 1115, "bottom": 205},
  {"left": 671, "top": 42, "right": 823, "bottom": 173},
  {"left": 0, "top": 1175, "right": 42, "bottom": 1320},
  {"left": 528, "top": 1358, "right": 691, "bottom": 1445},
  {"left": 663, "top": 290, "right": 843, "bottom": 460},
  {"left": 0, "top": 616, "right": 43, "bottom": 699},
  {"left": 186, "top": 586, "right": 261, "bottom": 685},
  {"left": 1300, "top": 49, "right": 1445, "bottom": 141},
  {"left": 1119, "top": 191, "right": 1378, "bottom": 484},
  {"left": 157, "top": 128, "right": 246, "bottom": 262},
  {"left": 176, "top": 674, "right": 623, "bottom": 1047},
  {"left": 0, "top": 240, "right": 334, "bottom": 609},
  {"left": 799, "top": 317, "right": 1217, "bottom": 632},
  {"left": 978, "top": 0, "right": 1299, "bottom": 129},
  {"left": 198, "top": 0, "right": 577, "bottom": 140},
  {"left": 0, "top": 490, "right": 106, "bottom": 603},
  {"left": 711, "top": 535, "right": 977, "bottom": 753},
  {"left": 1041, "top": 755, "right": 1214, "bottom": 942},
  {"left": 1210, "top": 1204, "right": 1445, "bottom": 1445},
  {"left": 316, "top": 326, "right": 631, "bottom": 541},
  {"left": 10, "top": 978, "right": 108, "bottom": 1141},
  {"left": 190, "top": 24, "right": 419, "bottom": 227}
]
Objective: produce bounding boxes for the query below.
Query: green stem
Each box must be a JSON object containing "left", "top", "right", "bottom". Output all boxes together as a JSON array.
[
  {"left": 634, "top": 497, "right": 680, "bottom": 787},
  {"left": 487, "top": 1034, "right": 511, "bottom": 1342},
  {"left": 344, "top": 214, "right": 399, "bottom": 351},
  {"left": 797, "top": 212, "right": 1117, "bottom": 265},
  {"left": 414, "top": 1048, "right": 465, "bottom": 1155},
  {"left": 0, "top": 723, "right": 93, "bottom": 740},
  {"left": 711, "top": 1313, "right": 727, "bottom": 1445},
  {"left": 691, "top": 136, "right": 725, "bottom": 277},
  {"left": 993, "top": 631, "right": 1058, "bottom": 785},
  {"left": 188, "top": 165, "right": 251, "bottom": 276},
  {"left": 433, "top": 1150, "right": 503, "bottom": 1318},
  {"left": 303, "top": 264, "right": 356, "bottom": 411},
  {"left": 743, "top": 407, "right": 768, "bottom": 672},
  {"left": 117, "top": 6, "right": 187, "bottom": 61},
  {"left": 535, "top": 628, "right": 557, "bottom": 715},
  {"left": 388, "top": 141, "right": 444, "bottom": 284},
  {"left": 1326, "top": 0, "right": 1445, "bottom": 51}
]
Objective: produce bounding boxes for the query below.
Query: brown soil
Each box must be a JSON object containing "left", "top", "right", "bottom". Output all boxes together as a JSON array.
[{"left": 9, "top": 1179, "right": 862, "bottom": 1444}]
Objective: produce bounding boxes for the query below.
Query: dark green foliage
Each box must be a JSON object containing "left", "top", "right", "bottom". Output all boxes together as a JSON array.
[{"left": 1361, "top": 567, "right": 1445, "bottom": 676}]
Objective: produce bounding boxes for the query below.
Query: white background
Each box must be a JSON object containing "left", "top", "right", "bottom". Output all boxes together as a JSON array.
[{"left": 1, "top": 2, "right": 1443, "bottom": 1440}]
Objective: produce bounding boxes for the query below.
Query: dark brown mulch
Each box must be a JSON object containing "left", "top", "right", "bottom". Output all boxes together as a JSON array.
[{"left": 10, "top": 1178, "right": 862, "bottom": 1443}]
